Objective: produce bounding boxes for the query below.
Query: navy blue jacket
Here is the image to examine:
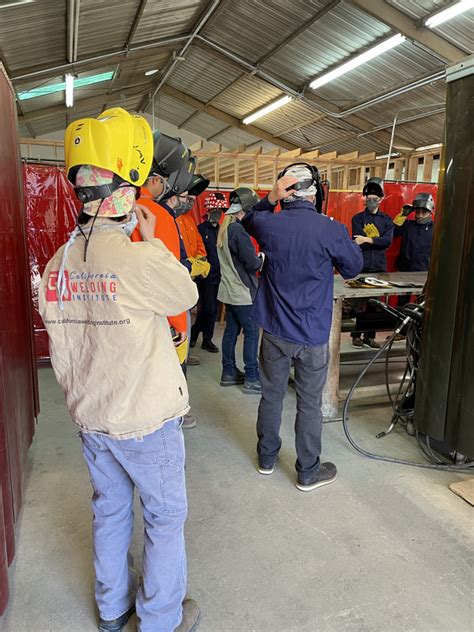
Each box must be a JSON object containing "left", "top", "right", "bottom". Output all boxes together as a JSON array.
[
  {"left": 242, "top": 197, "right": 363, "bottom": 346},
  {"left": 394, "top": 219, "right": 434, "bottom": 272},
  {"left": 352, "top": 209, "right": 393, "bottom": 272},
  {"left": 198, "top": 220, "right": 220, "bottom": 284},
  {"left": 161, "top": 201, "right": 192, "bottom": 273},
  {"left": 226, "top": 220, "right": 262, "bottom": 301}
]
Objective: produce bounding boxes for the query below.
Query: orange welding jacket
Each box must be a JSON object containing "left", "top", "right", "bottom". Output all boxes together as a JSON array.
[
  {"left": 131, "top": 188, "right": 188, "bottom": 334},
  {"left": 176, "top": 212, "right": 206, "bottom": 259}
]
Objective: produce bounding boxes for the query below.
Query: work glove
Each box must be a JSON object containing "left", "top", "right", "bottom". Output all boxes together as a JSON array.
[{"left": 189, "top": 256, "right": 211, "bottom": 279}]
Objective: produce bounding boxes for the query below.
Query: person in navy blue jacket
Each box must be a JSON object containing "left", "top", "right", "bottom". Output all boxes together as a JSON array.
[
  {"left": 393, "top": 192, "right": 435, "bottom": 308},
  {"left": 242, "top": 164, "right": 363, "bottom": 492},
  {"left": 393, "top": 192, "right": 435, "bottom": 272},
  {"left": 350, "top": 177, "right": 393, "bottom": 348},
  {"left": 190, "top": 193, "right": 225, "bottom": 352}
]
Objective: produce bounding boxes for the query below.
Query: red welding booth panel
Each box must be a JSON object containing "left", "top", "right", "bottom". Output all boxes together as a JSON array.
[{"left": 0, "top": 66, "right": 37, "bottom": 615}]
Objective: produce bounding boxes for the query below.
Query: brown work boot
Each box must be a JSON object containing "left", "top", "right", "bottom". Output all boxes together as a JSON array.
[
  {"left": 175, "top": 599, "right": 201, "bottom": 632},
  {"left": 187, "top": 355, "right": 201, "bottom": 366}
]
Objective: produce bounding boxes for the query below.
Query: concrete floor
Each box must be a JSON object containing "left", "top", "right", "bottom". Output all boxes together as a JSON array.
[{"left": 2, "top": 328, "right": 473, "bottom": 631}]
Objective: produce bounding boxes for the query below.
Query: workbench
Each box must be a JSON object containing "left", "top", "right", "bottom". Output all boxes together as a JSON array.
[{"left": 322, "top": 272, "right": 427, "bottom": 418}]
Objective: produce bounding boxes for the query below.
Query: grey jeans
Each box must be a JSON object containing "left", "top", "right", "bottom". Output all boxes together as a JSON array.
[{"left": 257, "top": 331, "right": 329, "bottom": 482}]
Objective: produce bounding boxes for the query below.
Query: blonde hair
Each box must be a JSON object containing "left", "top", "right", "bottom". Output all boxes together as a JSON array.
[{"left": 217, "top": 214, "right": 237, "bottom": 248}]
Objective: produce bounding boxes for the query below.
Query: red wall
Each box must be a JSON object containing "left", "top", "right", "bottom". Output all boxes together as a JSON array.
[{"left": 0, "top": 66, "right": 37, "bottom": 614}]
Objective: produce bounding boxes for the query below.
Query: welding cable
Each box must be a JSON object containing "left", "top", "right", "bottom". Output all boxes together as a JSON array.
[{"left": 342, "top": 318, "right": 474, "bottom": 472}]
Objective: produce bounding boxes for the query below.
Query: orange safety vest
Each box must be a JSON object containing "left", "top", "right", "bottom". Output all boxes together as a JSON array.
[{"left": 132, "top": 188, "right": 188, "bottom": 334}]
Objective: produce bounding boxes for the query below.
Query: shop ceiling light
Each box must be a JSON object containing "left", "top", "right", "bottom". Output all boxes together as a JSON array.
[
  {"left": 65, "top": 73, "right": 74, "bottom": 108},
  {"left": 310, "top": 34, "right": 406, "bottom": 90},
  {"left": 145, "top": 69, "right": 159, "bottom": 76},
  {"left": 424, "top": 0, "right": 474, "bottom": 28},
  {"left": 242, "top": 95, "right": 292, "bottom": 125},
  {"left": 415, "top": 143, "right": 443, "bottom": 151},
  {"left": 0, "top": 0, "right": 35, "bottom": 8},
  {"left": 18, "top": 71, "right": 115, "bottom": 101}
]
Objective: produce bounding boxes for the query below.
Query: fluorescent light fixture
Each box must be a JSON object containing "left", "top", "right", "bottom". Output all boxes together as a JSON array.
[
  {"left": 376, "top": 152, "right": 401, "bottom": 160},
  {"left": 0, "top": 0, "right": 35, "bottom": 8},
  {"left": 415, "top": 143, "right": 442, "bottom": 151},
  {"left": 424, "top": 0, "right": 474, "bottom": 28},
  {"left": 310, "top": 34, "right": 406, "bottom": 90},
  {"left": 18, "top": 71, "right": 115, "bottom": 101},
  {"left": 65, "top": 73, "right": 74, "bottom": 108},
  {"left": 243, "top": 95, "right": 292, "bottom": 124},
  {"left": 145, "top": 68, "right": 159, "bottom": 76}
]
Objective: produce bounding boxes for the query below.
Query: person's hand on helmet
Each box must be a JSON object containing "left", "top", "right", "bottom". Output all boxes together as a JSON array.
[
  {"left": 402, "top": 204, "right": 413, "bottom": 216},
  {"left": 268, "top": 175, "right": 299, "bottom": 204},
  {"left": 136, "top": 203, "right": 156, "bottom": 241}
]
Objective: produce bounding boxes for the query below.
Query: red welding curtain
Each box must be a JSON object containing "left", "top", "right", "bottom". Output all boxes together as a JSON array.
[
  {"left": 24, "top": 164, "right": 80, "bottom": 361},
  {"left": 0, "top": 65, "right": 37, "bottom": 614}
]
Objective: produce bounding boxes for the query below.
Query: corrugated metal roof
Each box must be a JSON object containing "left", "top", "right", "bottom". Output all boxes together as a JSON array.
[
  {"left": 200, "top": 0, "right": 329, "bottom": 64},
  {"left": 387, "top": 1, "right": 474, "bottom": 54},
  {"left": 262, "top": 2, "right": 391, "bottom": 88},
  {"left": 210, "top": 74, "right": 282, "bottom": 119},
  {"left": 166, "top": 45, "right": 242, "bottom": 102},
  {"left": 77, "top": 0, "right": 139, "bottom": 58},
  {"left": 182, "top": 111, "right": 229, "bottom": 139},
  {"left": 0, "top": 0, "right": 65, "bottom": 72},
  {"left": 132, "top": 0, "right": 204, "bottom": 43},
  {"left": 4, "top": 0, "right": 470, "bottom": 155},
  {"left": 148, "top": 91, "right": 197, "bottom": 126}
]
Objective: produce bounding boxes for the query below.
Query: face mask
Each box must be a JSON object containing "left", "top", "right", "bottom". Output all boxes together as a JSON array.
[
  {"left": 416, "top": 214, "right": 431, "bottom": 225},
  {"left": 182, "top": 198, "right": 194, "bottom": 213},
  {"left": 366, "top": 198, "right": 379, "bottom": 213},
  {"left": 209, "top": 211, "right": 222, "bottom": 225},
  {"left": 173, "top": 198, "right": 189, "bottom": 217},
  {"left": 120, "top": 211, "right": 138, "bottom": 236}
]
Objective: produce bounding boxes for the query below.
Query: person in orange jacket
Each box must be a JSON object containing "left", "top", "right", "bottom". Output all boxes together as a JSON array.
[{"left": 131, "top": 174, "right": 188, "bottom": 344}]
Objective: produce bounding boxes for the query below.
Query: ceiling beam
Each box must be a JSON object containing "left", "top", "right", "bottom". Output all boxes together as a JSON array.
[
  {"left": 125, "top": 0, "right": 149, "bottom": 48},
  {"left": 158, "top": 84, "right": 299, "bottom": 150},
  {"left": 351, "top": 0, "right": 467, "bottom": 62}
]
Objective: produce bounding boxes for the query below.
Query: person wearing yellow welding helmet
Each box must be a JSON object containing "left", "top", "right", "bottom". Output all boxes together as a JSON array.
[{"left": 39, "top": 108, "right": 200, "bottom": 631}]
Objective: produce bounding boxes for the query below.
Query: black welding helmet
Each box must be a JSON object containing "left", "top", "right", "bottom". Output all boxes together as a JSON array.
[
  {"left": 412, "top": 192, "right": 435, "bottom": 213},
  {"left": 363, "top": 177, "right": 384, "bottom": 198},
  {"left": 150, "top": 131, "right": 190, "bottom": 178},
  {"left": 164, "top": 154, "right": 196, "bottom": 197},
  {"left": 229, "top": 187, "right": 260, "bottom": 212},
  {"left": 187, "top": 173, "right": 210, "bottom": 197}
]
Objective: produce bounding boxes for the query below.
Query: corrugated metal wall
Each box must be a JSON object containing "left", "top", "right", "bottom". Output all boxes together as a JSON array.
[{"left": 0, "top": 64, "right": 37, "bottom": 615}]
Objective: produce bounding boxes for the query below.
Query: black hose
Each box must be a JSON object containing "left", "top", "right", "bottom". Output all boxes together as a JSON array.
[{"left": 342, "top": 327, "right": 474, "bottom": 472}]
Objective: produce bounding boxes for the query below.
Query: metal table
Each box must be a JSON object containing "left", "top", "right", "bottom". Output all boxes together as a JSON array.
[{"left": 322, "top": 272, "right": 427, "bottom": 418}]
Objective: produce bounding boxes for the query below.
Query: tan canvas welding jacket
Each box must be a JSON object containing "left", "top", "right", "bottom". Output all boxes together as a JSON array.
[{"left": 39, "top": 221, "right": 198, "bottom": 439}]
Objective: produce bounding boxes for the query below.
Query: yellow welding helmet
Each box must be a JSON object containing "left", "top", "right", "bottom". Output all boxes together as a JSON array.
[{"left": 64, "top": 107, "right": 153, "bottom": 186}]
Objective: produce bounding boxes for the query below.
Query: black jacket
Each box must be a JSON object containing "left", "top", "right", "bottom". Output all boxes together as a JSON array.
[
  {"left": 352, "top": 209, "right": 393, "bottom": 272},
  {"left": 395, "top": 219, "right": 434, "bottom": 272},
  {"left": 161, "top": 201, "right": 192, "bottom": 273},
  {"left": 198, "top": 220, "right": 220, "bottom": 284}
]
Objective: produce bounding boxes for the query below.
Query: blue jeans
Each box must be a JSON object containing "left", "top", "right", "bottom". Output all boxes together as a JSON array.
[
  {"left": 222, "top": 303, "right": 259, "bottom": 381},
  {"left": 80, "top": 418, "right": 187, "bottom": 632}
]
